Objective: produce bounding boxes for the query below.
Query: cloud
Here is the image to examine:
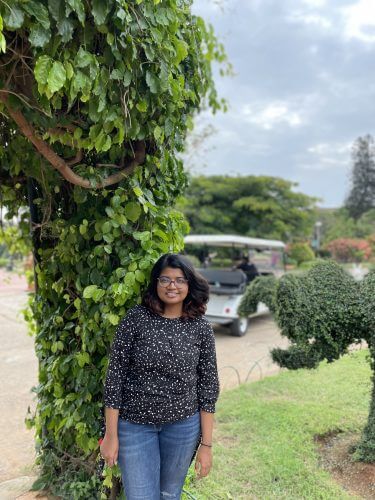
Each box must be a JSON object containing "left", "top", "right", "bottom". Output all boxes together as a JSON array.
[
  {"left": 299, "top": 141, "right": 352, "bottom": 170},
  {"left": 341, "top": 0, "right": 375, "bottom": 43},
  {"left": 301, "top": 0, "right": 327, "bottom": 7},
  {"left": 287, "top": 12, "right": 332, "bottom": 29},
  {"left": 242, "top": 101, "right": 303, "bottom": 130}
]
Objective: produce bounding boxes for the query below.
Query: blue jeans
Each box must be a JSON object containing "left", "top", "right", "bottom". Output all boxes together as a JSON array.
[{"left": 118, "top": 412, "right": 201, "bottom": 500}]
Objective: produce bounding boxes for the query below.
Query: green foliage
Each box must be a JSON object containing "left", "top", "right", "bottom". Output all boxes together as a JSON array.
[
  {"left": 271, "top": 264, "right": 375, "bottom": 463},
  {"left": 355, "top": 271, "right": 375, "bottom": 461},
  {"left": 0, "top": 1, "right": 227, "bottom": 497},
  {"left": 319, "top": 207, "right": 375, "bottom": 244},
  {"left": 177, "top": 175, "right": 317, "bottom": 241},
  {"left": 286, "top": 242, "right": 315, "bottom": 266},
  {"left": 0, "top": 0, "right": 227, "bottom": 163},
  {"left": 272, "top": 261, "right": 364, "bottom": 366},
  {"left": 238, "top": 275, "right": 277, "bottom": 317}
]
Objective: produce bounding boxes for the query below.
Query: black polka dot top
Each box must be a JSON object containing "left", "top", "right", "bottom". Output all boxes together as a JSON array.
[{"left": 104, "top": 304, "right": 219, "bottom": 424}]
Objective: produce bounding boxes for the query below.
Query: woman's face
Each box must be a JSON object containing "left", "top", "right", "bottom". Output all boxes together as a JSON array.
[{"left": 156, "top": 266, "right": 189, "bottom": 306}]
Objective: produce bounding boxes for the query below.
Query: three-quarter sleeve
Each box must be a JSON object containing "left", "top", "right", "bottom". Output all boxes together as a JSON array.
[
  {"left": 197, "top": 322, "right": 220, "bottom": 413},
  {"left": 104, "top": 311, "right": 136, "bottom": 409}
]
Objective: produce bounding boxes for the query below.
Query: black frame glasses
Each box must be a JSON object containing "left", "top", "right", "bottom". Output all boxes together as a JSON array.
[{"left": 157, "top": 277, "right": 189, "bottom": 288}]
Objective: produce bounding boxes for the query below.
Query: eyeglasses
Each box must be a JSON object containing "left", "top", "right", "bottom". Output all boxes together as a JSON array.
[{"left": 157, "top": 277, "right": 188, "bottom": 288}]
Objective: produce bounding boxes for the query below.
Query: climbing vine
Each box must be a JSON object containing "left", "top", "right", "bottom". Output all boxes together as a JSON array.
[{"left": 0, "top": 1, "right": 228, "bottom": 497}]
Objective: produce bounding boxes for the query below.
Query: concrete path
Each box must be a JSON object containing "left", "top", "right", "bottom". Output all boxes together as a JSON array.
[{"left": 0, "top": 270, "right": 287, "bottom": 499}]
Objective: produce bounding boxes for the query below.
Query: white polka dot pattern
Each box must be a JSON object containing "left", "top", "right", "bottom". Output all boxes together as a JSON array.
[{"left": 104, "top": 305, "right": 219, "bottom": 424}]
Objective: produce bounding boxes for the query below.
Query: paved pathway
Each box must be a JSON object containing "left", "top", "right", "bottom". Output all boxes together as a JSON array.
[{"left": 0, "top": 270, "right": 287, "bottom": 499}]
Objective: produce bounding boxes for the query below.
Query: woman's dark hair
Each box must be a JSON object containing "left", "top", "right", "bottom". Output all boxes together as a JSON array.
[{"left": 142, "top": 253, "right": 209, "bottom": 319}]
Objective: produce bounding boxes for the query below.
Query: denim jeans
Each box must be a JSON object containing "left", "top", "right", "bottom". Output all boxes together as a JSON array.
[{"left": 118, "top": 412, "right": 201, "bottom": 500}]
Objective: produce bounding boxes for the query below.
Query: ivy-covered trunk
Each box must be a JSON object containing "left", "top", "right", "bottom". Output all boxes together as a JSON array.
[
  {"left": 0, "top": 1, "right": 228, "bottom": 497},
  {"left": 27, "top": 173, "right": 188, "bottom": 498}
]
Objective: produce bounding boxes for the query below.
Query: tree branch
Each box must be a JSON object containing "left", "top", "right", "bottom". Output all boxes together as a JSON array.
[{"left": 0, "top": 92, "right": 146, "bottom": 188}]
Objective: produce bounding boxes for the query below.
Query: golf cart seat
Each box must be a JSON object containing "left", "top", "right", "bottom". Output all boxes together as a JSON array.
[{"left": 198, "top": 269, "right": 248, "bottom": 295}]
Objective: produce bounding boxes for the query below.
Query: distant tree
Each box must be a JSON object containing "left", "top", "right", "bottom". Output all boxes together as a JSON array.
[
  {"left": 319, "top": 208, "right": 375, "bottom": 244},
  {"left": 286, "top": 242, "right": 315, "bottom": 266},
  {"left": 345, "top": 135, "right": 375, "bottom": 219},
  {"left": 178, "top": 175, "right": 317, "bottom": 241}
]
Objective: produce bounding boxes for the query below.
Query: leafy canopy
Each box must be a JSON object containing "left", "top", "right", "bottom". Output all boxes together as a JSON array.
[{"left": 178, "top": 175, "right": 317, "bottom": 241}]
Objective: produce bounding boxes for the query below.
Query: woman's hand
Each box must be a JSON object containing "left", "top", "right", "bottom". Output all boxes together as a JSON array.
[
  {"left": 195, "top": 445, "right": 212, "bottom": 478},
  {"left": 100, "top": 433, "right": 119, "bottom": 467}
]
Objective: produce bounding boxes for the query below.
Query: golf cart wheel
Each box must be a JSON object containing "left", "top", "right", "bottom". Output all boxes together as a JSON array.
[{"left": 230, "top": 317, "right": 249, "bottom": 337}]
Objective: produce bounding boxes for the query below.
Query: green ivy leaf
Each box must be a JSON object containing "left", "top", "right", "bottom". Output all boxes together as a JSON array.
[
  {"left": 0, "top": 33, "right": 5, "bottom": 53},
  {"left": 23, "top": 1, "right": 51, "bottom": 29},
  {"left": 4, "top": 5, "right": 24, "bottom": 29},
  {"left": 28, "top": 24, "right": 51, "bottom": 48},
  {"left": 92, "top": 0, "right": 109, "bottom": 25},
  {"left": 124, "top": 202, "right": 141, "bottom": 222},
  {"left": 67, "top": 0, "right": 85, "bottom": 24},
  {"left": 107, "top": 313, "right": 119, "bottom": 325},
  {"left": 76, "top": 352, "right": 91, "bottom": 367},
  {"left": 47, "top": 61, "right": 67, "bottom": 93},
  {"left": 83, "top": 284, "right": 99, "bottom": 299},
  {"left": 146, "top": 71, "right": 159, "bottom": 93},
  {"left": 76, "top": 47, "right": 93, "bottom": 68},
  {"left": 35, "top": 56, "right": 53, "bottom": 85},
  {"left": 135, "top": 270, "right": 145, "bottom": 283},
  {"left": 58, "top": 18, "right": 74, "bottom": 42}
]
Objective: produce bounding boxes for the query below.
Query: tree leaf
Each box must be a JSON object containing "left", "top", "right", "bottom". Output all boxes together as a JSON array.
[
  {"left": 34, "top": 56, "right": 53, "bottom": 85},
  {"left": 4, "top": 5, "right": 24, "bottom": 29},
  {"left": 124, "top": 202, "right": 141, "bottom": 222},
  {"left": 76, "top": 47, "right": 93, "bottom": 68},
  {"left": 48, "top": 0, "right": 65, "bottom": 22},
  {"left": 28, "top": 24, "right": 51, "bottom": 47},
  {"left": 67, "top": 0, "right": 85, "bottom": 24},
  {"left": 146, "top": 71, "right": 159, "bottom": 93},
  {"left": 58, "top": 18, "right": 74, "bottom": 42},
  {"left": 174, "top": 39, "right": 188, "bottom": 65},
  {"left": 92, "top": 0, "right": 109, "bottom": 25},
  {"left": 47, "top": 61, "right": 67, "bottom": 93},
  {"left": 23, "top": 1, "right": 50, "bottom": 29}
]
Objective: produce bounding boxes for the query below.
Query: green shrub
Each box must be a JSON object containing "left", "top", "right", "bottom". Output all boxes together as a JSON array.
[
  {"left": 272, "top": 261, "right": 363, "bottom": 364},
  {"left": 271, "top": 263, "right": 375, "bottom": 462},
  {"left": 355, "top": 270, "right": 375, "bottom": 461},
  {"left": 287, "top": 242, "right": 315, "bottom": 266},
  {"left": 238, "top": 275, "right": 278, "bottom": 316}
]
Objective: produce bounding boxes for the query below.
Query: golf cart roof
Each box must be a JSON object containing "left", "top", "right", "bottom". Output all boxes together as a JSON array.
[{"left": 184, "top": 234, "right": 285, "bottom": 250}]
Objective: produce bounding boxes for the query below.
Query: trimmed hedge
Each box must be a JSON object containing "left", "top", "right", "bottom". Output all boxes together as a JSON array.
[{"left": 238, "top": 275, "right": 277, "bottom": 317}]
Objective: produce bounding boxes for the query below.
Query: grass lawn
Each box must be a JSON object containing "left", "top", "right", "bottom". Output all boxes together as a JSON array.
[{"left": 185, "top": 349, "right": 371, "bottom": 500}]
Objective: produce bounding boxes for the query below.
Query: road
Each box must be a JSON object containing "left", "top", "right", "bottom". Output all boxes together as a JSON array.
[{"left": 0, "top": 270, "right": 288, "bottom": 498}]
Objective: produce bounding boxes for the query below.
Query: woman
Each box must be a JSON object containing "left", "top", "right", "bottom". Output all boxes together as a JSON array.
[{"left": 100, "top": 253, "right": 219, "bottom": 499}]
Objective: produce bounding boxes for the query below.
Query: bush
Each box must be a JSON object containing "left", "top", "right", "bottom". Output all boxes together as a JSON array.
[
  {"left": 325, "top": 238, "right": 372, "bottom": 263},
  {"left": 272, "top": 261, "right": 363, "bottom": 364},
  {"left": 286, "top": 242, "right": 315, "bottom": 266},
  {"left": 238, "top": 275, "right": 278, "bottom": 316}
]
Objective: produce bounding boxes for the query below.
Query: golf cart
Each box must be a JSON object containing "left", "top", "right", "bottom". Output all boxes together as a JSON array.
[{"left": 183, "top": 234, "right": 286, "bottom": 336}]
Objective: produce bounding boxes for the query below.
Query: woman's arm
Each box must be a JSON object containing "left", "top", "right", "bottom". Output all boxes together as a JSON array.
[
  {"left": 100, "top": 408, "right": 119, "bottom": 467},
  {"left": 195, "top": 410, "right": 214, "bottom": 478},
  {"left": 101, "top": 310, "right": 137, "bottom": 466}
]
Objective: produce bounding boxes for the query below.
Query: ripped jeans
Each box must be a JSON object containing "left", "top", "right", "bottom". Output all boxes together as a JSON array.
[{"left": 117, "top": 412, "right": 201, "bottom": 500}]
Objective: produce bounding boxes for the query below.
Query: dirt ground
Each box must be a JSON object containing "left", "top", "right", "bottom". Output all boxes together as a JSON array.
[
  {"left": 317, "top": 431, "right": 375, "bottom": 499},
  {"left": 0, "top": 270, "right": 287, "bottom": 499}
]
